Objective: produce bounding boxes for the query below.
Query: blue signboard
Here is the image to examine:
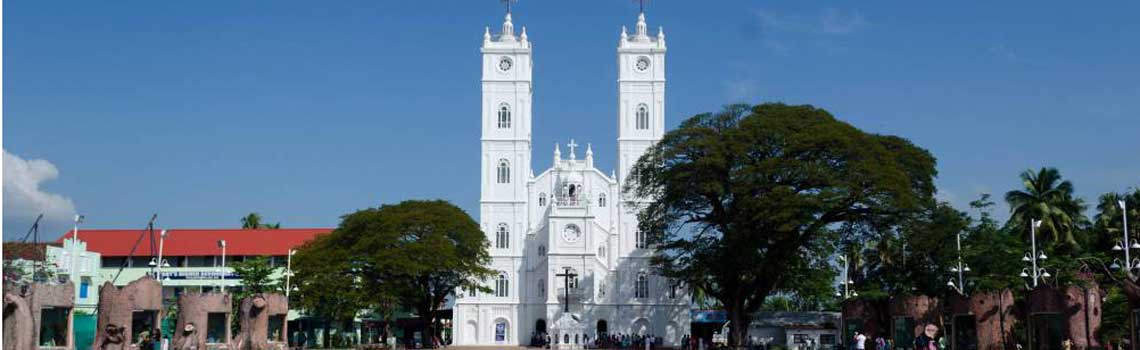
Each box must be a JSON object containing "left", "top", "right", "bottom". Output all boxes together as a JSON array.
[
  {"left": 691, "top": 310, "right": 727, "bottom": 323},
  {"left": 148, "top": 271, "right": 240, "bottom": 280}
]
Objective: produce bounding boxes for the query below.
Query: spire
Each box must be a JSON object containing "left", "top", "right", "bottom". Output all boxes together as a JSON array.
[
  {"left": 657, "top": 26, "right": 665, "bottom": 40},
  {"left": 585, "top": 143, "right": 594, "bottom": 167},
  {"left": 554, "top": 143, "right": 562, "bottom": 165},
  {"left": 520, "top": 26, "right": 528, "bottom": 43},
  {"left": 484, "top": 27, "right": 492, "bottom": 42},
  {"left": 501, "top": 13, "right": 516, "bottom": 41},
  {"left": 636, "top": 12, "right": 648, "bottom": 39},
  {"left": 621, "top": 26, "right": 629, "bottom": 42}
]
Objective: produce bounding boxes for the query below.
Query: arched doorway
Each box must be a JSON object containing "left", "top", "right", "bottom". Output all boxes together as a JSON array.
[
  {"left": 535, "top": 319, "right": 547, "bottom": 335},
  {"left": 597, "top": 320, "right": 608, "bottom": 336},
  {"left": 632, "top": 318, "right": 650, "bottom": 336}
]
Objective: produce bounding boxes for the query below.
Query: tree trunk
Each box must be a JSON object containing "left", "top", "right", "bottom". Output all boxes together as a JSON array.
[
  {"left": 322, "top": 321, "right": 330, "bottom": 349},
  {"left": 725, "top": 299, "right": 750, "bottom": 350}
]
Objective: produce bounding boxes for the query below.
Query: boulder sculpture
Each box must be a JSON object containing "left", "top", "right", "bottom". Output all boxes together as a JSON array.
[
  {"left": 4, "top": 289, "right": 36, "bottom": 350},
  {"left": 3, "top": 282, "right": 75, "bottom": 350},
  {"left": 1025, "top": 278, "right": 1102, "bottom": 350},
  {"left": 94, "top": 277, "right": 163, "bottom": 350},
  {"left": 231, "top": 293, "right": 289, "bottom": 350},
  {"left": 173, "top": 292, "right": 232, "bottom": 350}
]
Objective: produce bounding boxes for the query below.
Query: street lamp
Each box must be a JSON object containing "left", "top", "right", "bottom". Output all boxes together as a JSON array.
[
  {"left": 1117, "top": 199, "right": 1134, "bottom": 271},
  {"left": 156, "top": 230, "right": 169, "bottom": 284},
  {"left": 1022, "top": 219, "right": 1048, "bottom": 287},
  {"left": 949, "top": 231, "right": 970, "bottom": 295},
  {"left": 70, "top": 215, "right": 85, "bottom": 277},
  {"left": 837, "top": 254, "right": 857, "bottom": 299},
  {"left": 217, "top": 239, "right": 227, "bottom": 293},
  {"left": 285, "top": 249, "right": 297, "bottom": 298}
]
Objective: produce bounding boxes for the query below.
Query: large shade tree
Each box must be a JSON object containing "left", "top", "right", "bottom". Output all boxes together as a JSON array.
[
  {"left": 293, "top": 200, "right": 493, "bottom": 344},
  {"left": 626, "top": 103, "right": 937, "bottom": 348}
]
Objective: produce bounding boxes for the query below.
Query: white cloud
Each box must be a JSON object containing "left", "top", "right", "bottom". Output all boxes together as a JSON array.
[
  {"left": 754, "top": 8, "right": 869, "bottom": 36},
  {"left": 3, "top": 149, "right": 77, "bottom": 241}
]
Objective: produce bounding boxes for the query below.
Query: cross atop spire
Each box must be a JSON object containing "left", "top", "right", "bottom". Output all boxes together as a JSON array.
[
  {"left": 634, "top": 0, "right": 649, "bottom": 13},
  {"left": 501, "top": 0, "right": 518, "bottom": 14},
  {"left": 567, "top": 139, "right": 579, "bottom": 160}
]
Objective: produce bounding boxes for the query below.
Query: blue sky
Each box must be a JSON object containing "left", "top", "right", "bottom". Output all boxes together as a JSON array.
[{"left": 5, "top": 0, "right": 1139, "bottom": 240}]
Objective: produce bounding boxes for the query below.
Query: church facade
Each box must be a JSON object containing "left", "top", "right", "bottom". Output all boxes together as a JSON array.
[{"left": 452, "top": 10, "right": 690, "bottom": 347}]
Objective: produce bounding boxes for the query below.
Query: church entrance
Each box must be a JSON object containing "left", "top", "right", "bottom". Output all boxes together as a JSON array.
[
  {"left": 597, "top": 320, "right": 608, "bottom": 336},
  {"left": 535, "top": 319, "right": 547, "bottom": 334}
]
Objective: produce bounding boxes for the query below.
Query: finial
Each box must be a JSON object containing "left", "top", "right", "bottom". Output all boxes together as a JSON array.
[
  {"left": 554, "top": 143, "right": 562, "bottom": 163},
  {"left": 501, "top": 12, "right": 516, "bottom": 41},
  {"left": 520, "top": 26, "right": 528, "bottom": 43},
  {"left": 636, "top": 12, "right": 648, "bottom": 38},
  {"left": 585, "top": 143, "right": 594, "bottom": 167},
  {"left": 621, "top": 26, "right": 629, "bottom": 41},
  {"left": 657, "top": 26, "right": 665, "bottom": 40},
  {"left": 484, "top": 27, "right": 492, "bottom": 42}
]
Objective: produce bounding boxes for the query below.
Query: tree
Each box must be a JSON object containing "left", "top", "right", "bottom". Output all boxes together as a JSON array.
[
  {"left": 1004, "top": 167, "right": 1088, "bottom": 254},
  {"left": 241, "top": 213, "right": 281, "bottom": 229},
  {"left": 627, "top": 103, "right": 937, "bottom": 348},
  {"left": 962, "top": 193, "right": 1023, "bottom": 292},
  {"left": 293, "top": 200, "right": 493, "bottom": 344},
  {"left": 291, "top": 233, "right": 370, "bottom": 346},
  {"left": 230, "top": 256, "right": 276, "bottom": 295}
]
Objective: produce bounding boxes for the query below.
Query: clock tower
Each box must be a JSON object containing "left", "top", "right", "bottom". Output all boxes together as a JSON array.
[{"left": 481, "top": 12, "right": 532, "bottom": 263}]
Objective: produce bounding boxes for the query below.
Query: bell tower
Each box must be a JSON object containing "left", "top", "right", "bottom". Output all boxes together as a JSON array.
[
  {"left": 481, "top": 11, "right": 532, "bottom": 264},
  {"left": 616, "top": 11, "right": 665, "bottom": 184}
]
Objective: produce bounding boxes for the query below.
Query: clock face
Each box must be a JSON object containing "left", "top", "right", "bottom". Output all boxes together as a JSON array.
[
  {"left": 498, "top": 57, "right": 513, "bottom": 71},
  {"left": 561, "top": 224, "right": 582, "bottom": 243},
  {"left": 635, "top": 57, "right": 650, "bottom": 72}
]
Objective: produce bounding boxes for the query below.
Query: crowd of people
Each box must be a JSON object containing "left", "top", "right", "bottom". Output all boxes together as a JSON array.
[
  {"left": 527, "top": 331, "right": 670, "bottom": 349},
  {"left": 851, "top": 323, "right": 943, "bottom": 350}
]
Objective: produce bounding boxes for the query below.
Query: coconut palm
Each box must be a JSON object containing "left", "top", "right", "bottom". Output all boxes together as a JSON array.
[
  {"left": 1091, "top": 189, "right": 1140, "bottom": 251},
  {"left": 1004, "top": 167, "right": 1087, "bottom": 252},
  {"left": 241, "top": 213, "right": 264, "bottom": 229}
]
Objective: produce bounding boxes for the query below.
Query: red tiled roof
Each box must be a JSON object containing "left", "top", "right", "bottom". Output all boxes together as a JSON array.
[{"left": 55, "top": 228, "right": 331, "bottom": 257}]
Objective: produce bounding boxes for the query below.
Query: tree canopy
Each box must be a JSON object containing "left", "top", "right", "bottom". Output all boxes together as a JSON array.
[
  {"left": 626, "top": 103, "right": 937, "bottom": 347},
  {"left": 291, "top": 200, "right": 493, "bottom": 342}
]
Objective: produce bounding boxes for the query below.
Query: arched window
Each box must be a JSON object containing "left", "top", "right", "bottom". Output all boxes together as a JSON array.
[
  {"left": 496, "top": 273, "right": 510, "bottom": 297},
  {"left": 539, "top": 279, "right": 546, "bottom": 297},
  {"left": 598, "top": 246, "right": 606, "bottom": 258},
  {"left": 539, "top": 193, "right": 547, "bottom": 206},
  {"left": 538, "top": 245, "right": 546, "bottom": 256},
  {"left": 636, "top": 104, "right": 649, "bottom": 130},
  {"left": 468, "top": 287, "right": 477, "bottom": 297},
  {"left": 669, "top": 279, "right": 679, "bottom": 299},
  {"left": 635, "top": 229, "right": 648, "bottom": 249},
  {"left": 496, "top": 224, "right": 510, "bottom": 249},
  {"left": 498, "top": 104, "right": 511, "bottom": 129},
  {"left": 636, "top": 274, "right": 649, "bottom": 298},
  {"left": 497, "top": 159, "right": 510, "bottom": 184},
  {"left": 598, "top": 193, "right": 606, "bottom": 207}
]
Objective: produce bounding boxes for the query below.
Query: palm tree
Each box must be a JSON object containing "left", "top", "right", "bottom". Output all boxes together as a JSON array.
[
  {"left": 1004, "top": 167, "right": 1087, "bottom": 252},
  {"left": 1092, "top": 189, "right": 1140, "bottom": 251},
  {"left": 241, "top": 213, "right": 264, "bottom": 229}
]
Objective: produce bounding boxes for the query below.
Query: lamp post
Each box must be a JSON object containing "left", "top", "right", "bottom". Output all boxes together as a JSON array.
[
  {"left": 285, "top": 249, "right": 296, "bottom": 298},
  {"left": 217, "top": 239, "right": 227, "bottom": 293},
  {"left": 836, "top": 254, "right": 858, "bottom": 299},
  {"left": 156, "top": 230, "right": 171, "bottom": 284},
  {"left": 1020, "top": 219, "right": 1049, "bottom": 287},
  {"left": 948, "top": 231, "right": 970, "bottom": 295}
]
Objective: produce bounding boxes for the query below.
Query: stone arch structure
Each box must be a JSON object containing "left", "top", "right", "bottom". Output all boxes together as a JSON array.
[
  {"left": 173, "top": 292, "right": 232, "bottom": 349},
  {"left": 95, "top": 277, "right": 163, "bottom": 350},
  {"left": 464, "top": 320, "right": 478, "bottom": 344},
  {"left": 631, "top": 317, "right": 650, "bottom": 336}
]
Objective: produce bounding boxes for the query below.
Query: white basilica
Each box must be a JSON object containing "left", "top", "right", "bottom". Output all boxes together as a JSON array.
[{"left": 452, "top": 9, "right": 690, "bottom": 347}]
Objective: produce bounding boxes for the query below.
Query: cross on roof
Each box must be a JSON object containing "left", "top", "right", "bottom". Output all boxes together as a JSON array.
[
  {"left": 501, "top": 0, "right": 518, "bottom": 14},
  {"left": 567, "top": 139, "right": 579, "bottom": 159},
  {"left": 634, "top": 0, "right": 649, "bottom": 13}
]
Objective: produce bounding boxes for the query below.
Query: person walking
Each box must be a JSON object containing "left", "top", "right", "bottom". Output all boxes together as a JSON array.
[
  {"left": 914, "top": 324, "right": 940, "bottom": 350},
  {"left": 855, "top": 332, "right": 867, "bottom": 350}
]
